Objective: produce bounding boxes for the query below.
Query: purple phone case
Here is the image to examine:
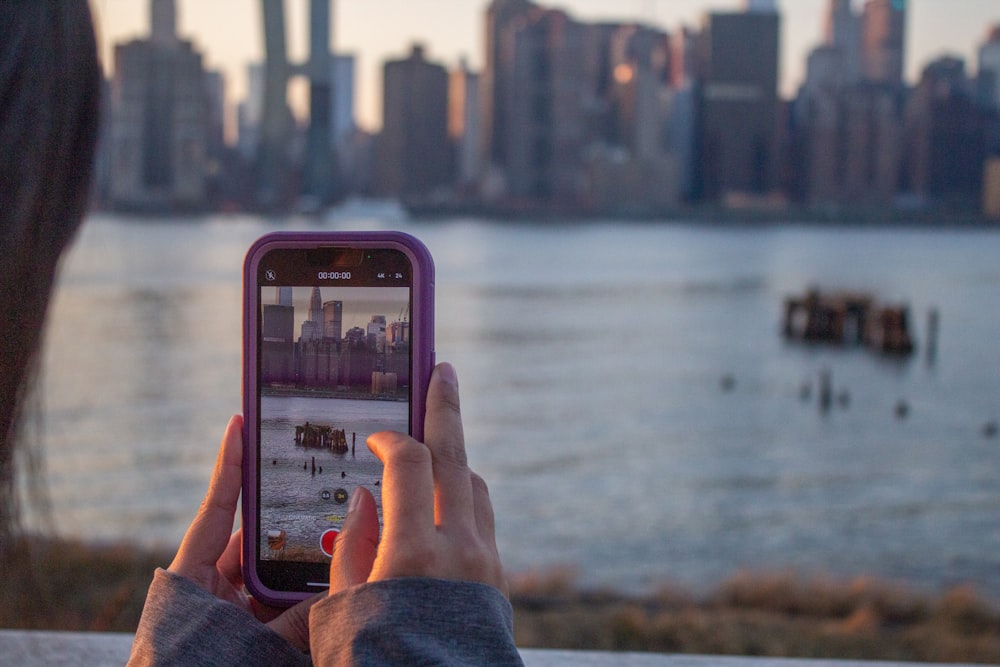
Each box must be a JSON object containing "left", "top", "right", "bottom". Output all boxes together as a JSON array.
[{"left": 241, "top": 231, "right": 435, "bottom": 606}]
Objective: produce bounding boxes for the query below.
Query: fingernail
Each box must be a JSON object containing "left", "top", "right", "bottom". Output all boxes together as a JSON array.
[
  {"left": 347, "top": 487, "right": 362, "bottom": 514},
  {"left": 437, "top": 362, "right": 457, "bottom": 386}
]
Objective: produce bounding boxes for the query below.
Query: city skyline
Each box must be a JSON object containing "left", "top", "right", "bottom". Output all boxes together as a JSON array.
[
  {"left": 90, "top": 0, "right": 1000, "bottom": 133},
  {"left": 272, "top": 285, "right": 409, "bottom": 339}
]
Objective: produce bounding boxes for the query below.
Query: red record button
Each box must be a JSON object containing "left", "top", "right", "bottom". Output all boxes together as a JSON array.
[{"left": 319, "top": 529, "right": 339, "bottom": 557}]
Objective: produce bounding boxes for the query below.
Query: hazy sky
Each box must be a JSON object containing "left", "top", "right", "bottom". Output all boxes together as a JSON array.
[{"left": 90, "top": 0, "right": 999, "bottom": 132}]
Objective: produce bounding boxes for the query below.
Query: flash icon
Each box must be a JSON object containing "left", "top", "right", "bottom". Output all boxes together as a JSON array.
[{"left": 265, "top": 270, "right": 276, "bottom": 281}]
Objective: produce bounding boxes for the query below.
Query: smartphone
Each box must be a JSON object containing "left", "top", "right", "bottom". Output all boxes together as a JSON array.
[{"left": 242, "top": 231, "right": 434, "bottom": 606}]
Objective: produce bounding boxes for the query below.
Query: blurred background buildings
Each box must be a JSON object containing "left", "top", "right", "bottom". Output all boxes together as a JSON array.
[{"left": 98, "top": 0, "right": 1000, "bottom": 220}]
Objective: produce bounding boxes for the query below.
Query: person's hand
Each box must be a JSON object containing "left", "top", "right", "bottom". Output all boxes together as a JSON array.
[
  {"left": 329, "top": 362, "right": 507, "bottom": 595},
  {"left": 167, "top": 414, "right": 319, "bottom": 651}
]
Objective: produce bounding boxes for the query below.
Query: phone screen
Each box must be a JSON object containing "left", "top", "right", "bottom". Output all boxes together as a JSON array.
[{"left": 253, "top": 247, "right": 414, "bottom": 593}]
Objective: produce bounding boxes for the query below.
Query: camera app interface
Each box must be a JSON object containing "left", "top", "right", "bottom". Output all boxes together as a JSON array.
[{"left": 257, "top": 257, "right": 411, "bottom": 567}]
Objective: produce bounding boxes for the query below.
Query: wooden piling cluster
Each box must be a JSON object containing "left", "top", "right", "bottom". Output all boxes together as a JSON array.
[
  {"left": 782, "top": 288, "right": 914, "bottom": 355},
  {"left": 294, "top": 422, "right": 348, "bottom": 452}
]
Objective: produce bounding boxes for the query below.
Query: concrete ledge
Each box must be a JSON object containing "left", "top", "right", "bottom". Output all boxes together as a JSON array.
[
  {"left": 1, "top": 630, "right": 134, "bottom": 666},
  {"left": 0, "top": 630, "right": 991, "bottom": 666},
  {"left": 521, "top": 653, "right": 989, "bottom": 667}
]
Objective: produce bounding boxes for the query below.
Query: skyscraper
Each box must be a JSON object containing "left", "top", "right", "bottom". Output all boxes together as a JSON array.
[
  {"left": 795, "top": 0, "right": 905, "bottom": 208},
  {"left": 261, "top": 301, "right": 295, "bottom": 383},
  {"left": 309, "top": 287, "right": 323, "bottom": 322},
  {"left": 482, "top": 0, "right": 536, "bottom": 179},
  {"left": 861, "top": 0, "right": 906, "bottom": 86},
  {"left": 323, "top": 301, "right": 343, "bottom": 341},
  {"left": 257, "top": 0, "right": 338, "bottom": 209},
  {"left": 257, "top": 0, "right": 292, "bottom": 209},
  {"left": 978, "top": 26, "right": 1000, "bottom": 111},
  {"left": 823, "top": 0, "right": 862, "bottom": 84},
  {"left": 376, "top": 45, "right": 451, "bottom": 199},
  {"left": 331, "top": 54, "right": 357, "bottom": 176},
  {"left": 150, "top": 0, "right": 177, "bottom": 47},
  {"left": 300, "top": 287, "right": 323, "bottom": 342},
  {"left": 695, "top": 9, "right": 781, "bottom": 201},
  {"left": 237, "top": 63, "right": 265, "bottom": 160},
  {"left": 449, "top": 59, "right": 483, "bottom": 190},
  {"left": 108, "top": 0, "right": 211, "bottom": 211},
  {"left": 368, "top": 315, "right": 387, "bottom": 353},
  {"left": 304, "top": 0, "right": 335, "bottom": 205},
  {"left": 504, "top": 8, "right": 589, "bottom": 200},
  {"left": 905, "top": 56, "right": 984, "bottom": 206},
  {"left": 607, "top": 24, "right": 671, "bottom": 158},
  {"left": 388, "top": 320, "right": 410, "bottom": 347}
]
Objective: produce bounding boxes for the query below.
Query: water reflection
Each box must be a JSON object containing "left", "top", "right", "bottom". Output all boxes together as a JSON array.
[{"left": 37, "top": 215, "right": 1000, "bottom": 599}]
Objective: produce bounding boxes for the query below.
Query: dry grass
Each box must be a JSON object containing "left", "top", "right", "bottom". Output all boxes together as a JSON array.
[
  {"left": 3, "top": 537, "right": 1000, "bottom": 662},
  {"left": 0, "top": 535, "right": 170, "bottom": 632},
  {"left": 511, "top": 568, "right": 1000, "bottom": 663}
]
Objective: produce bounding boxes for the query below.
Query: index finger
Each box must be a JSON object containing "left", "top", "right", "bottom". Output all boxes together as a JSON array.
[
  {"left": 171, "top": 414, "right": 244, "bottom": 571},
  {"left": 423, "top": 363, "right": 474, "bottom": 529},
  {"left": 366, "top": 430, "right": 436, "bottom": 550}
]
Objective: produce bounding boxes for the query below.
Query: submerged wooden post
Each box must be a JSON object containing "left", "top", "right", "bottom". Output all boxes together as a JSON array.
[
  {"left": 819, "top": 368, "right": 833, "bottom": 413},
  {"left": 926, "top": 307, "right": 939, "bottom": 366}
]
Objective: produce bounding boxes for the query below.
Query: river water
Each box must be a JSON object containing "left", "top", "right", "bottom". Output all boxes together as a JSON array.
[{"left": 37, "top": 213, "right": 1000, "bottom": 597}]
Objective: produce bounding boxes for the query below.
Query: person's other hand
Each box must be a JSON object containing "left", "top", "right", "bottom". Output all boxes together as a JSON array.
[
  {"left": 167, "top": 415, "right": 319, "bottom": 651},
  {"left": 329, "top": 362, "right": 507, "bottom": 595}
]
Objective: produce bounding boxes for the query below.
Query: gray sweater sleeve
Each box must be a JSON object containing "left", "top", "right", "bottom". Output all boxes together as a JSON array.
[
  {"left": 129, "top": 570, "right": 522, "bottom": 666},
  {"left": 128, "top": 568, "right": 310, "bottom": 667},
  {"left": 308, "top": 577, "right": 524, "bottom": 666}
]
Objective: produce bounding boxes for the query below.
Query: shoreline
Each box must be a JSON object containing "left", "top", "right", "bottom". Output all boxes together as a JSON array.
[
  {"left": 88, "top": 203, "right": 1000, "bottom": 228},
  {"left": 403, "top": 200, "right": 1000, "bottom": 228},
  {"left": 3, "top": 535, "right": 999, "bottom": 661},
  {"left": 263, "top": 385, "right": 407, "bottom": 402}
]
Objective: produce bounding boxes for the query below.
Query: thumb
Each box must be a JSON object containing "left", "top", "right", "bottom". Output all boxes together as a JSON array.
[{"left": 329, "top": 486, "right": 379, "bottom": 593}]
